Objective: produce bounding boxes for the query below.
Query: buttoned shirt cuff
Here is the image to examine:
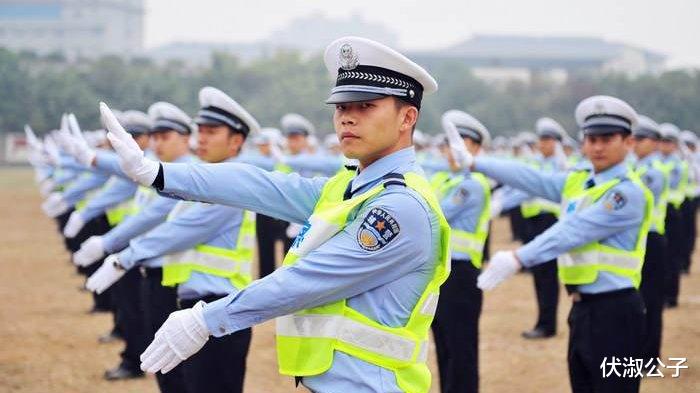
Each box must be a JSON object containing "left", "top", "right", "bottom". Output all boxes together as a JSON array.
[
  {"left": 202, "top": 296, "right": 238, "bottom": 337},
  {"left": 515, "top": 245, "right": 537, "bottom": 268}
]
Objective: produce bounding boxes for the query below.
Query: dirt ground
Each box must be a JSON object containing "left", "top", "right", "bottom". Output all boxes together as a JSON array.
[{"left": 0, "top": 167, "right": 698, "bottom": 393}]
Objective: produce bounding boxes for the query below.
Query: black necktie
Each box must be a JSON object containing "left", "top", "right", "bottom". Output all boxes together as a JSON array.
[
  {"left": 343, "top": 180, "right": 354, "bottom": 201},
  {"left": 585, "top": 178, "right": 595, "bottom": 189}
]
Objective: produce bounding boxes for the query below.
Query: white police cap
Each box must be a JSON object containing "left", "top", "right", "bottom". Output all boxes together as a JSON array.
[
  {"left": 535, "top": 117, "right": 567, "bottom": 141},
  {"left": 323, "top": 133, "right": 340, "bottom": 148},
  {"left": 442, "top": 109, "right": 490, "bottom": 146},
  {"left": 148, "top": 102, "right": 192, "bottom": 135},
  {"left": 659, "top": 123, "right": 680, "bottom": 141},
  {"left": 324, "top": 36, "right": 437, "bottom": 108},
  {"left": 121, "top": 110, "right": 152, "bottom": 136},
  {"left": 575, "top": 95, "right": 638, "bottom": 135},
  {"left": 194, "top": 86, "right": 260, "bottom": 136},
  {"left": 680, "top": 130, "right": 698, "bottom": 145},
  {"left": 517, "top": 131, "right": 537, "bottom": 145},
  {"left": 281, "top": 113, "right": 315, "bottom": 136},
  {"left": 634, "top": 115, "right": 661, "bottom": 140},
  {"left": 254, "top": 127, "right": 283, "bottom": 145}
]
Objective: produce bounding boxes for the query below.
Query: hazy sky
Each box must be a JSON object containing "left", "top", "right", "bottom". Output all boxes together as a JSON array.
[{"left": 144, "top": 0, "right": 700, "bottom": 67}]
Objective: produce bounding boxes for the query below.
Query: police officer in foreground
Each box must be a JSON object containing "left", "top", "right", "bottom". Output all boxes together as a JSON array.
[
  {"left": 431, "top": 110, "right": 491, "bottom": 393},
  {"left": 102, "top": 36, "right": 449, "bottom": 393},
  {"left": 472, "top": 95, "right": 652, "bottom": 393}
]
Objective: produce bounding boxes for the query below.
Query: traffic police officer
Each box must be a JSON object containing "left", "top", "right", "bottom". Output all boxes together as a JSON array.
[
  {"left": 103, "top": 36, "right": 449, "bottom": 393},
  {"left": 658, "top": 123, "right": 686, "bottom": 308},
  {"left": 87, "top": 87, "right": 259, "bottom": 393},
  {"left": 474, "top": 95, "right": 652, "bottom": 393},
  {"left": 431, "top": 110, "right": 491, "bottom": 393},
  {"left": 631, "top": 115, "right": 668, "bottom": 363}
]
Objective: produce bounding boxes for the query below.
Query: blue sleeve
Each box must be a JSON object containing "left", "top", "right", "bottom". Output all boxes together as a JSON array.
[
  {"left": 201, "top": 189, "right": 434, "bottom": 336},
  {"left": 236, "top": 154, "right": 276, "bottom": 171},
  {"left": 79, "top": 178, "right": 138, "bottom": 222},
  {"left": 53, "top": 169, "right": 79, "bottom": 186},
  {"left": 474, "top": 157, "right": 567, "bottom": 202},
  {"left": 160, "top": 162, "right": 327, "bottom": 224},
  {"left": 61, "top": 173, "right": 110, "bottom": 205},
  {"left": 59, "top": 155, "right": 89, "bottom": 172},
  {"left": 102, "top": 195, "right": 179, "bottom": 253},
  {"left": 285, "top": 154, "right": 343, "bottom": 176},
  {"left": 93, "top": 150, "right": 131, "bottom": 179},
  {"left": 516, "top": 181, "right": 646, "bottom": 266},
  {"left": 117, "top": 203, "right": 242, "bottom": 269},
  {"left": 499, "top": 187, "right": 531, "bottom": 211}
]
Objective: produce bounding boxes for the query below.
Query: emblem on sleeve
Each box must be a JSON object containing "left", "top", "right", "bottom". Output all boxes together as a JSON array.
[
  {"left": 357, "top": 208, "right": 400, "bottom": 251},
  {"left": 603, "top": 191, "right": 627, "bottom": 211}
]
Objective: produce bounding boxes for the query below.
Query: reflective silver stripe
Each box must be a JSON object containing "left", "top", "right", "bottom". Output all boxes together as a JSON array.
[
  {"left": 450, "top": 234, "right": 483, "bottom": 252},
  {"left": 420, "top": 293, "right": 439, "bottom": 316},
  {"left": 331, "top": 84, "right": 407, "bottom": 97},
  {"left": 164, "top": 249, "right": 251, "bottom": 274},
  {"left": 558, "top": 250, "right": 640, "bottom": 269},
  {"left": 276, "top": 314, "right": 427, "bottom": 363}
]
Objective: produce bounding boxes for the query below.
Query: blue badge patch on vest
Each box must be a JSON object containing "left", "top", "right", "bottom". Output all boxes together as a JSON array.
[
  {"left": 357, "top": 208, "right": 400, "bottom": 251},
  {"left": 603, "top": 191, "right": 627, "bottom": 211},
  {"left": 451, "top": 187, "right": 468, "bottom": 205},
  {"left": 291, "top": 221, "right": 311, "bottom": 250}
]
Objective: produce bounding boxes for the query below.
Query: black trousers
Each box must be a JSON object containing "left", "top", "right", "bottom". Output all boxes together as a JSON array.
[
  {"left": 506, "top": 207, "right": 529, "bottom": 242},
  {"left": 76, "top": 214, "right": 114, "bottom": 311},
  {"left": 54, "top": 208, "right": 74, "bottom": 252},
  {"left": 568, "top": 289, "right": 645, "bottom": 393},
  {"left": 524, "top": 213, "right": 559, "bottom": 334},
  {"left": 664, "top": 206, "right": 682, "bottom": 305},
  {"left": 640, "top": 232, "right": 667, "bottom": 361},
  {"left": 255, "top": 213, "right": 293, "bottom": 278},
  {"left": 112, "top": 267, "right": 148, "bottom": 372},
  {"left": 431, "top": 260, "right": 482, "bottom": 393},
  {"left": 178, "top": 296, "right": 252, "bottom": 393},
  {"left": 141, "top": 267, "right": 187, "bottom": 393},
  {"left": 679, "top": 197, "right": 697, "bottom": 272}
]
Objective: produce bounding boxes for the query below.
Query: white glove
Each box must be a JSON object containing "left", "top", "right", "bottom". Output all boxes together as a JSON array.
[
  {"left": 24, "top": 125, "right": 43, "bottom": 151},
  {"left": 286, "top": 223, "right": 303, "bottom": 238},
  {"left": 67, "top": 114, "right": 96, "bottom": 166},
  {"left": 39, "top": 179, "right": 55, "bottom": 197},
  {"left": 43, "top": 136, "right": 61, "bottom": 167},
  {"left": 41, "top": 192, "right": 69, "bottom": 218},
  {"left": 490, "top": 198, "right": 503, "bottom": 219},
  {"left": 477, "top": 251, "right": 521, "bottom": 290},
  {"left": 73, "top": 236, "right": 106, "bottom": 267},
  {"left": 85, "top": 255, "right": 126, "bottom": 294},
  {"left": 101, "top": 102, "right": 159, "bottom": 185},
  {"left": 442, "top": 119, "right": 474, "bottom": 170},
  {"left": 63, "top": 211, "right": 86, "bottom": 238},
  {"left": 140, "top": 301, "right": 210, "bottom": 374},
  {"left": 269, "top": 142, "right": 286, "bottom": 164}
]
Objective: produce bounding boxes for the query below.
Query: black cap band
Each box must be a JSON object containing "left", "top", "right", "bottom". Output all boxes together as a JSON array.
[
  {"left": 151, "top": 117, "right": 191, "bottom": 135},
  {"left": 332, "top": 65, "right": 424, "bottom": 108},
  {"left": 126, "top": 124, "right": 149, "bottom": 135},
  {"left": 457, "top": 126, "right": 482, "bottom": 144},
  {"left": 195, "top": 106, "right": 250, "bottom": 135}
]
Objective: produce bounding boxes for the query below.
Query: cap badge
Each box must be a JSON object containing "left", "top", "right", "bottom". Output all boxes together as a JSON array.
[
  {"left": 594, "top": 102, "right": 606, "bottom": 114},
  {"left": 339, "top": 43, "right": 359, "bottom": 71}
]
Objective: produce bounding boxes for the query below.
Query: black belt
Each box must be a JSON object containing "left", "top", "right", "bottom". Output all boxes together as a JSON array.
[
  {"left": 177, "top": 294, "right": 227, "bottom": 309},
  {"left": 571, "top": 288, "right": 636, "bottom": 303}
]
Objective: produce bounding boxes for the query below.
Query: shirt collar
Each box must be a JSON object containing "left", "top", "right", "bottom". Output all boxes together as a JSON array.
[
  {"left": 591, "top": 160, "right": 628, "bottom": 185},
  {"left": 350, "top": 146, "right": 416, "bottom": 194}
]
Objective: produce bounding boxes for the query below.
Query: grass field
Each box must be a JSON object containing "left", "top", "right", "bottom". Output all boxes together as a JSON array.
[{"left": 0, "top": 167, "right": 698, "bottom": 393}]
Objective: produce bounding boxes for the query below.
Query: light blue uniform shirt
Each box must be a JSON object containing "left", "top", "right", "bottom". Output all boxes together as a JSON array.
[
  {"left": 475, "top": 157, "right": 646, "bottom": 294},
  {"left": 61, "top": 172, "right": 110, "bottom": 206},
  {"left": 635, "top": 152, "right": 665, "bottom": 234},
  {"left": 661, "top": 153, "right": 683, "bottom": 190},
  {"left": 157, "top": 147, "right": 440, "bottom": 393},
  {"left": 101, "top": 154, "right": 194, "bottom": 255},
  {"left": 438, "top": 171, "right": 487, "bottom": 262},
  {"left": 78, "top": 177, "right": 138, "bottom": 222}
]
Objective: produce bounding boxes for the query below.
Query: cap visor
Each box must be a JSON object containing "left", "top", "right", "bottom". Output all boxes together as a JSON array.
[
  {"left": 194, "top": 116, "right": 225, "bottom": 127},
  {"left": 582, "top": 126, "right": 630, "bottom": 136},
  {"left": 325, "top": 91, "right": 386, "bottom": 104}
]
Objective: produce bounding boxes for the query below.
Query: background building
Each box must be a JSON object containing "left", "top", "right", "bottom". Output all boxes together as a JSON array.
[{"left": 0, "top": 0, "right": 144, "bottom": 59}]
